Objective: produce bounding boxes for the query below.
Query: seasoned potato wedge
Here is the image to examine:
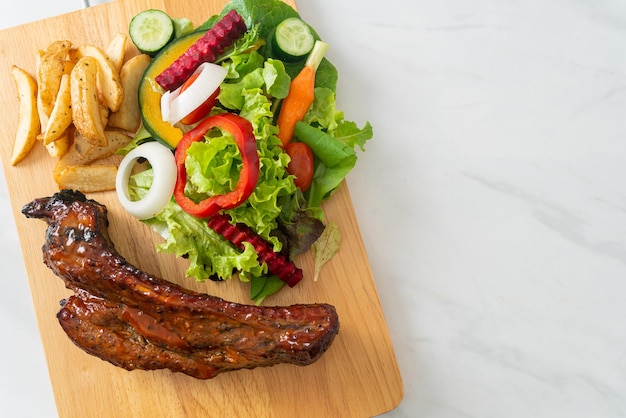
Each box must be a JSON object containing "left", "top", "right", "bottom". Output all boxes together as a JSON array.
[
  {"left": 60, "top": 129, "right": 131, "bottom": 167},
  {"left": 10, "top": 65, "right": 40, "bottom": 165},
  {"left": 71, "top": 56, "right": 107, "bottom": 146},
  {"left": 71, "top": 127, "right": 95, "bottom": 158},
  {"left": 11, "top": 34, "right": 139, "bottom": 188},
  {"left": 90, "top": 129, "right": 132, "bottom": 159},
  {"left": 45, "top": 127, "right": 72, "bottom": 158},
  {"left": 37, "top": 40, "right": 72, "bottom": 118},
  {"left": 105, "top": 32, "right": 128, "bottom": 71},
  {"left": 75, "top": 44, "right": 123, "bottom": 112},
  {"left": 43, "top": 72, "right": 72, "bottom": 145},
  {"left": 108, "top": 54, "right": 151, "bottom": 132},
  {"left": 100, "top": 102, "right": 110, "bottom": 128}
]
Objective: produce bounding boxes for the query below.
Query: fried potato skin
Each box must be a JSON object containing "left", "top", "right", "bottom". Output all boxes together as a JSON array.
[
  {"left": 108, "top": 54, "right": 151, "bottom": 132},
  {"left": 70, "top": 56, "right": 107, "bottom": 146},
  {"left": 75, "top": 44, "right": 124, "bottom": 112}
]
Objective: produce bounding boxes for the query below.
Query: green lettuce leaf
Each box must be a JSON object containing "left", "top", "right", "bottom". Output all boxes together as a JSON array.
[
  {"left": 129, "top": 169, "right": 265, "bottom": 281},
  {"left": 311, "top": 221, "right": 341, "bottom": 282}
]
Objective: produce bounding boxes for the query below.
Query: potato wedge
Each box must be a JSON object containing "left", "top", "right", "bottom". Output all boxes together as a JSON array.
[
  {"left": 71, "top": 128, "right": 95, "bottom": 158},
  {"left": 100, "top": 102, "right": 110, "bottom": 127},
  {"left": 63, "top": 57, "right": 76, "bottom": 75},
  {"left": 67, "top": 47, "right": 79, "bottom": 65},
  {"left": 75, "top": 44, "right": 123, "bottom": 112},
  {"left": 34, "top": 51, "right": 48, "bottom": 132},
  {"left": 108, "top": 54, "right": 151, "bottom": 132},
  {"left": 10, "top": 65, "right": 40, "bottom": 165},
  {"left": 54, "top": 164, "right": 117, "bottom": 193},
  {"left": 60, "top": 129, "right": 132, "bottom": 166},
  {"left": 105, "top": 32, "right": 128, "bottom": 72},
  {"left": 71, "top": 56, "right": 107, "bottom": 146},
  {"left": 92, "top": 129, "right": 132, "bottom": 159},
  {"left": 45, "top": 127, "right": 72, "bottom": 158},
  {"left": 37, "top": 40, "right": 71, "bottom": 118},
  {"left": 43, "top": 72, "right": 72, "bottom": 145}
]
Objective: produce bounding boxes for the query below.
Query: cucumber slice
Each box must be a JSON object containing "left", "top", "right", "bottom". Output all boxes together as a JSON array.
[
  {"left": 129, "top": 9, "right": 175, "bottom": 57},
  {"left": 272, "top": 17, "right": 315, "bottom": 62},
  {"left": 173, "top": 17, "right": 194, "bottom": 38}
]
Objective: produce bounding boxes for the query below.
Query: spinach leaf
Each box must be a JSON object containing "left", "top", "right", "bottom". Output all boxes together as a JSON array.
[
  {"left": 213, "top": 0, "right": 299, "bottom": 42},
  {"left": 250, "top": 275, "right": 285, "bottom": 305}
]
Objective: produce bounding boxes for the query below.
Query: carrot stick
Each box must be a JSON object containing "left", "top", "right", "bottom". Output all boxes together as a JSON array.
[{"left": 277, "top": 41, "right": 329, "bottom": 146}]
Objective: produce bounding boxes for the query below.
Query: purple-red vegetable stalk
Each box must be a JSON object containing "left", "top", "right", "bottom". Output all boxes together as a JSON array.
[
  {"left": 155, "top": 10, "right": 247, "bottom": 91},
  {"left": 207, "top": 213, "right": 303, "bottom": 287}
]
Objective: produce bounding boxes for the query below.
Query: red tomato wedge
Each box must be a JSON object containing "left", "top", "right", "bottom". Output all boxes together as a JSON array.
[
  {"left": 285, "top": 141, "right": 314, "bottom": 191},
  {"left": 179, "top": 73, "right": 220, "bottom": 125}
]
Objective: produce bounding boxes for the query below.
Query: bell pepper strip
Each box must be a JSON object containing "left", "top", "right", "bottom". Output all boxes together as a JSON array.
[{"left": 174, "top": 113, "right": 260, "bottom": 218}]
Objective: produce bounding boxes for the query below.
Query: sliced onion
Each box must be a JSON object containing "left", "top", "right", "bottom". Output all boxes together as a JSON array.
[
  {"left": 116, "top": 141, "right": 177, "bottom": 220},
  {"left": 160, "top": 90, "right": 172, "bottom": 122},
  {"left": 161, "top": 62, "right": 227, "bottom": 125}
]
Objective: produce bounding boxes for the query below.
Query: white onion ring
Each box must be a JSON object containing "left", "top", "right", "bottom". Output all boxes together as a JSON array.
[{"left": 116, "top": 141, "right": 177, "bottom": 220}]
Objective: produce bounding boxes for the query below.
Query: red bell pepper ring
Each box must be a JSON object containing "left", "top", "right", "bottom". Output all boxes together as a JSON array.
[{"left": 174, "top": 113, "right": 260, "bottom": 218}]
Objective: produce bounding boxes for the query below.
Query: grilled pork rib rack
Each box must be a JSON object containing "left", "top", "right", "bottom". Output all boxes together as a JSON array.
[{"left": 22, "top": 190, "right": 339, "bottom": 379}]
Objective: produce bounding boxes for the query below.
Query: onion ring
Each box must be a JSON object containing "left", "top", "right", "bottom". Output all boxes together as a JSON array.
[{"left": 116, "top": 141, "right": 177, "bottom": 219}]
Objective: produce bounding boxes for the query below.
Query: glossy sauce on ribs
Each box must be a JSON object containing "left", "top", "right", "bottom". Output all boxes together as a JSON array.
[{"left": 22, "top": 190, "right": 339, "bottom": 379}]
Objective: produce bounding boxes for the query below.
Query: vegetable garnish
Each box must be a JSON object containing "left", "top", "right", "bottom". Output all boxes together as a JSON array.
[
  {"left": 271, "top": 17, "right": 315, "bottom": 62},
  {"left": 129, "top": 9, "right": 175, "bottom": 57},
  {"left": 120, "top": 0, "right": 374, "bottom": 302},
  {"left": 116, "top": 141, "right": 177, "bottom": 220},
  {"left": 208, "top": 213, "right": 302, "bottom": 287},
  {"left": 137, "top": 30, "right": 206, "bottom": 149},
  {"left": 285, "top": 141, "right": 314, "bottom": 191},
  {"left": 311, "top": 221, "right": 341, "bottom": 282},
  {"left": 276, "top": 40, "right": 329, "bottom": 146},
  {"left": 173, "top": 113, "right": 260, "bottom": 218},
  {"left": 156, "top": 9, "right": 247, "bottom": 91},
  {"left": 179, "top": 81, "right": 220, "bottom": 125},
  {"left": 160, "top": 62, "right": 226, "bottom": 125}
]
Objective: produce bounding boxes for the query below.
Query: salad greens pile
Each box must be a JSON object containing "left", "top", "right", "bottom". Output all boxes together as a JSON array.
[{"left": 127, "top": 0, "right": 372, "bottom": 303}]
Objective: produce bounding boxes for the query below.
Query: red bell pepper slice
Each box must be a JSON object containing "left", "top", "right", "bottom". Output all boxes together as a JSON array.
[{"left": 174, "top": 113, "right": 259, "bottom": 218}]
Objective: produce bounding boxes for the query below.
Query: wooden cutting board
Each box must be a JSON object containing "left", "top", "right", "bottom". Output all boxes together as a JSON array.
[{"left": 0, "top": 0, "right": 403, "bottom": 416}]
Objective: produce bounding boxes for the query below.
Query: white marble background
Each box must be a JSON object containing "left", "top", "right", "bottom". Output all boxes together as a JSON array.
[{"left": 1, "top": 0, "right": 625, "bottom": 417}]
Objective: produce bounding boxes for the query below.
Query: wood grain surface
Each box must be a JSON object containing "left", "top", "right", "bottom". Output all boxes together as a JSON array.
[{"left": 0, "top": 0, "right": 403, "bottom": 416}]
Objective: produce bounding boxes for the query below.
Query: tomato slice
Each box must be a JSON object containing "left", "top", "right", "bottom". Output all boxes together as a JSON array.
[
  {"left": 285, "top": 142, "right": 314, "bottom": 191},
  {"left": 179, "top": 73, "right": 220, "bottom": 125}
]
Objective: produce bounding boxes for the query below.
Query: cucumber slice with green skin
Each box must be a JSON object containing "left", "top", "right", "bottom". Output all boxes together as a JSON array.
[
  {"left": 129, "top": 9, "right": 175, "bottom": 57},
  {"left": 272, "top": 17, "right": 315, "bottom": 62}
]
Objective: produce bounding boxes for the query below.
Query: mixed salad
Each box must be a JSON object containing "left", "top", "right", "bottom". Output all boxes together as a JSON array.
[{"left": 117, "top": 0, "right": 372, "bottom": 303}]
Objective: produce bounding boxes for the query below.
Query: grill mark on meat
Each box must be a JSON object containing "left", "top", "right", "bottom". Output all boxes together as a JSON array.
[{"left": 23, "top": 190, "right": 339, "bottom": 379}]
